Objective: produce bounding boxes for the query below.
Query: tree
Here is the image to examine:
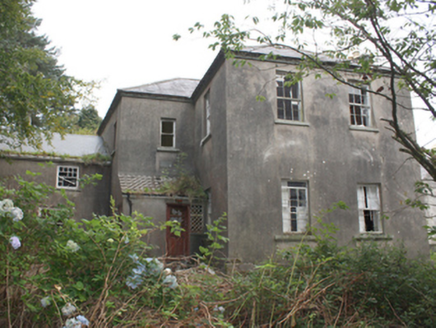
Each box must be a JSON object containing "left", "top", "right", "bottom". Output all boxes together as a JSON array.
[
  {"left": 0, "top": 0, "right": 91, "bottom": 148},
  {"left": 77, "top": 106, "right": 102, "bottom": 131},
  {"left": 177, "top": 0, "right": 436, "bottom": 182}
]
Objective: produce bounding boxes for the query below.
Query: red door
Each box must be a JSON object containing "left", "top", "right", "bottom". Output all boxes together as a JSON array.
[{"left": 166, "top": 205, "right": 189, "bottom": 256}]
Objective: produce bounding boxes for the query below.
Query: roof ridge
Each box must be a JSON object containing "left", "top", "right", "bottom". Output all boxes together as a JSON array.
[{"left": 121, "top": 78, "right": 200, "bottom": 91}]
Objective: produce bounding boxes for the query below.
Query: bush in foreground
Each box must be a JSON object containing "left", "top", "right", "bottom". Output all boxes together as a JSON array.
[{"left": 1, "top": 175, "right": 436, "bottom": 327}]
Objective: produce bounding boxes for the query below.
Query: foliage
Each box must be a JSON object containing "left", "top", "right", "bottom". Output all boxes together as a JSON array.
[
  {"left": 198, "top": 213, "right": 229, "bottom": 267},
  {"left": 77, "top": 107, "right": 102, "bottom": 132},
  {"left": 160, "top": 153, "right": 206, "bottom": 201},
  {"left": 0, "top": 175, "right": 181, "bottom": 327},
  {"left": 176, "top": 0, "right": 436, "bottom": 182},
  {"left": 2, "top": 177, "right": 436, "bottom": 326},
  {"left": 0, "top": 0, "right": 93, "bottom": 147}
]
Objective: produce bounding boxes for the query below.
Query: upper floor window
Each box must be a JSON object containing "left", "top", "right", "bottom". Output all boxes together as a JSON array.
[
  {"left": 57, "top": 166, "right": 79, "bottom": 189},
  {"left": 204, "top": 90, "right": 211, "bottom": 137},
  {"left": 281, "top": 181, "right": 308, "bottom": 233},
  {"left": 276, "top": 73, "right": 303, "bottom": 122},
  {"left": 357, "top": 185, "right": 381, "bottom": 233},
  {"left": 349, "top": 84, "right": 371, "bottom": 126},
  {"left": 161, "top": 119, "right": 176, "bottom": 148}
]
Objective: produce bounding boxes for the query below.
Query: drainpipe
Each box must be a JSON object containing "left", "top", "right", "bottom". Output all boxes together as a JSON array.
[{"left": 126, "top": 193, "right": 133, "bottom": 216}]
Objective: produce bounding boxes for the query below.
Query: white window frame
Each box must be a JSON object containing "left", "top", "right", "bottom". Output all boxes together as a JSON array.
[
  {"left": 349, "top": 84, "right": 371, "bottom": 127},
  {"left": 276, "top": 73, "right": 303, "bottom": 122},
  {"left": 204, "top": 90, "right": 211, "bottom": 137},
  {"left": 56, "top": 166, "right": 79, "bottom": 190},
  {"left": 357, "top": 185, "right": 382, "bottom": 233},
  {"left": 281, "top": 181, "right": 308, "bottom": 233},
  {"left": 160, "top": 119, "right": 176, "bottom": 148}
]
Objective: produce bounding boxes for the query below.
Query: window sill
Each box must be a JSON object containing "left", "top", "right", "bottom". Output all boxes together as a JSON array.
[
  {"left": 354, "top": 233, "right": 392, "bottom": 241},
  {"left": 200, "top": 134, "right": 211, "bottom": 147},
  {"left": 157, "top": 147, "right": 180, "bottom": 153},
  {"left": 56, "top": 187, "right": 81, "bottom": 192},
  {"left": 275, "top": 234, "right": 316, "bottom": 242},
  {"left": 349, "top": 125, "right": 379, "bottom": 133},
  {"left": 275, "top": 119, "right": 310, "bottom": 127}
]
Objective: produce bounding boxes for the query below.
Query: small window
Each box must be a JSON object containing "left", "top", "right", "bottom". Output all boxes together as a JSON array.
[
  {"left": 349, "top": 84, "right": 371, "bottom": 126},
  {"left": 190, "top": 204, "right": 204, "bottom": 233},
  {"left": 161, "top": 119, "right": 175, "bottom": 147},
  {"left": 276, "top": 73, "right": 303, "bottom": 121},
  {"left": 57, "top": 166, "right": 79, "bottom": 189},
  {"left": 204, "top": 90, "right": 211, "bottom": 137},
  {"left": 357, "top": 185, "right": 381, "bottom": 232},
  {"left": 281, "top": 181, "right": 308, "bottom": 232}
]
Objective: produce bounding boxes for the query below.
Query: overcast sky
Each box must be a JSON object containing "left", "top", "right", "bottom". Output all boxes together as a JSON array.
[{"left": 32, "top": 0, "right": 434, "bottom": 146}]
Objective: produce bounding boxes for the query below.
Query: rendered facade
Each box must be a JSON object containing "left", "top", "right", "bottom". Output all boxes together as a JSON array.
[
  {"left": 0, "top": 47, "right": 429, "bottom": 262},
  {"left": 0, "top": 134, "right": 111, "bottom": 221},
  {"left": 96, "top": 47, "right": 430, "bottom": 262}
]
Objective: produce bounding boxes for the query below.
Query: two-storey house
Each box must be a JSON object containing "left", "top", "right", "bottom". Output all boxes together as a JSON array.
[{"left": 97, "top": 46, "right": 429, "bottom": 262}]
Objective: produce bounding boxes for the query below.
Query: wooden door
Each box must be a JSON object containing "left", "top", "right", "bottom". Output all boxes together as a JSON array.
[{"left": 166, "top": 205, "right": 189, "bottom": 256}]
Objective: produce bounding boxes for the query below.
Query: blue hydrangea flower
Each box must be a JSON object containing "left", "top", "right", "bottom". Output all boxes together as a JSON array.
[
  {"left": 64, "top": 318, "right": 81, "bottom": 328},
  {"left": 10, "top": 236, "right": 21, "bottom": 249},
  {"left": 132, "top": 263, "right": 146, "bottom": 275},
  {"left": 128, "top": 254, "right": 139, "bottom": 262},
  {"left": 75, "top": 315, "right": 89, "bottom": 326},
  {"left": 61, "top": 303, "right": 76, "bottom": 316},
  {"left": 40, "top": 296, "right": 51, "bottom": 308},
  {"left": 126, "top": 274, "right": 143, "bottom": 289},
  {"left": 146, "top": 258, "right": 164, "bottom": 275}
]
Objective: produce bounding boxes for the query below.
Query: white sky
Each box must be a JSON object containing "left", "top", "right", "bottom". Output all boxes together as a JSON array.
[{"left": 32, "top": 0, "right": 434, "bottom": 147}]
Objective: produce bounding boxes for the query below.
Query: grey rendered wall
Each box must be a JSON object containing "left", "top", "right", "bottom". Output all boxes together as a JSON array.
[
  {"left": 99, "top": 102, "right": 122, "bottom": 211},
  {"left": 122, "top": 195, "right": 168, "bottom": 256},
  {"left": 223, "top": 59, "right": 429, "bottom": 262},
  {"left": 117, "top": 96, "right": 195, "bottom": 177},
  {"left": 0, "top": 156, "right": 111, "bottom": 220},
  {"left": 122, "top": 195, "right": 202, "bottom": 257},
  {"left": 194, "top": 64, "right": 230, "bottom": 254}
]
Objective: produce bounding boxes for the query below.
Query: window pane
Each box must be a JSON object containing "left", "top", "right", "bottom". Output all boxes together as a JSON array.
[
  {"left": 299, "top": 189, "right": 306, "bottom": 201},
  {"left": 161, "top": 135, "right": 173, "bottom": 147},
  {"left": 285, "top": 100, "right": 293, "bottom": 120},
  {"left": 162, "top": 121, "right": 174, "bottom": 133},
  {"left": 277, "top": 100, "right": 284, "bottom": 119},
  {"left": 292, "top": 103, "right": 300, "bottom": 121},
  {"left": 288, "top": 182, "right": 306, "bottom": 188},
  {"left": 291, "top": 84, "right": 299, "bottom": 99},
  {"left": 276, "top": 80, "right": 284, "bottom": 97}
]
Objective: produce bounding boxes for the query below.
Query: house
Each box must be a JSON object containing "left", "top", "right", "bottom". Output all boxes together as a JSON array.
[
  {"left": 96, "top": 46, "right": 430, "bottom": 262},
  {"left": 0, "top": 134, "right": 111, "bottom": 220}
]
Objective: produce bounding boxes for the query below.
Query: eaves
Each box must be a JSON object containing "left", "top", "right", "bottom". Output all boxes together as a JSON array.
[{"left": 97, "top": 90, "right": 192, "bottom": 135}]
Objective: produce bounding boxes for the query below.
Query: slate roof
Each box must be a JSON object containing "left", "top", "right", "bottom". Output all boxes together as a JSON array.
[
  {"left": 241, "top": 45, "right": 334, "bottom": 62},
  {"left": 0, "top": 134, "right": 108, "bottom": 157},
  {"left": 119, "top": 174, "right": 173, "bottom": 194},
  {"left": 120, "top": 78, "right": 200, "bottom": 98}
]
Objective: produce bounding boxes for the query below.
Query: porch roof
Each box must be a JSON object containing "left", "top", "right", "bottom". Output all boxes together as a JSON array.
[{"left": 119, "top": 174, "right": 172, "bottom": 194}]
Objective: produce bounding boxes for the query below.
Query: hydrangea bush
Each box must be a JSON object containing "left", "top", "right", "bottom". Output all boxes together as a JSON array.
[{"left": 0, "top": 173, "right": 181, "bottom": 327}]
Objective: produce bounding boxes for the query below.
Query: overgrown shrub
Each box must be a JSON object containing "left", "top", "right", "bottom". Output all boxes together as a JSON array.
[
  {"left": 0, "top": 173, "right": 181, "bottom": 327},
  {"left": 2, "top": 176, "right": 436, "bottom": 327}
]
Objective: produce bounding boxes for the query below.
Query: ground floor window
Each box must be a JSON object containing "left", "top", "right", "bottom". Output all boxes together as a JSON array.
[
  {"left": 281, "top": 181, "right": 308, "bottom": 232},
  {"left": 190, "top": 204, "right": 204, "bottom": 233},
  {"left": 357, "top": 185, "right": 381, "bottom": 232},
  {"left": 57, "top": 166, "right": 79, "bottom": 189}
]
